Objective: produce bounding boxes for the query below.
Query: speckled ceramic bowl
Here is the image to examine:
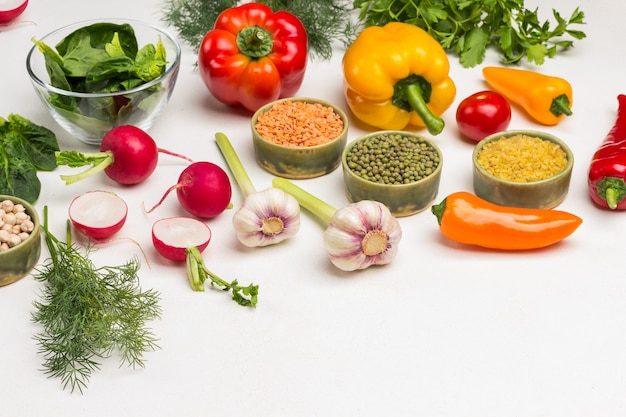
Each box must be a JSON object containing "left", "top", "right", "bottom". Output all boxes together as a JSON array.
[
  {"left": 472, "top": 130, "right": 574, "bottom": 209},
  {"left": 251, "top": 97, "right": 349, "bottom": 179},
  {"left": 0, "top": 195, "right": 41, "bottom": 286},
  {"left": 341, "top": 131, "right": 443, "bottom": 217}
]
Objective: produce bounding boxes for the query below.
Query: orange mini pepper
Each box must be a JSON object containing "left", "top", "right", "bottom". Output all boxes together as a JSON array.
[
  {"left": 431, "top": 191, "right": 582, "bottom": 250},
  {"left": 482, "top": 66, "right": 573, "bottom": 126}
]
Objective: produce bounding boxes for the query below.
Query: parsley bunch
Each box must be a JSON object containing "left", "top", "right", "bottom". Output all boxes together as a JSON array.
[{"left": 354, "top": 0, "right": 586, "bottom": 67}]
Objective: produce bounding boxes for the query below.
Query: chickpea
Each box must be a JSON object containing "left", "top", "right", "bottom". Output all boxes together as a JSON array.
[{"left": 0, "top": 199, "right": 34, "bottom": 250}]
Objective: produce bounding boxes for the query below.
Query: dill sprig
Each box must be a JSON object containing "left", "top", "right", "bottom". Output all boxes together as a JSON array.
[
  {"left": 160, "top": 0, "right": 358, "bottom": 60},
  {"left": 31, "top": 208, "right": 162, "bottom": 393}
]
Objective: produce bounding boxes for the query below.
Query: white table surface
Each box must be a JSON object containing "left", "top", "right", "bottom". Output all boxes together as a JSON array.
[{"left": 2, "top": 0, "right": 623, "bottom": 415}]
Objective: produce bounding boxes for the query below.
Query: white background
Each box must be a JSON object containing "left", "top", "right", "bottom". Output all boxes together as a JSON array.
[{"left": 1, "top": 0, "right": 624, "bottom": 416}]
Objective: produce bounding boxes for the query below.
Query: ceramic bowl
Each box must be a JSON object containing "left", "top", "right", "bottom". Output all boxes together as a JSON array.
[
  {"left": 472, "top": 130, "right": 574, "bottom": 209},
  {"left": 26, "top": 18, "right": 181, "bottom": 146},
  {"left": 251, "top": 97, "right": 349, "bottom": 179},
  {"left": 0, "top": 195, "right": 41, "bottom": 287},
  {"left": 341, "top": 131, "right": 443, "bottom": 217}
]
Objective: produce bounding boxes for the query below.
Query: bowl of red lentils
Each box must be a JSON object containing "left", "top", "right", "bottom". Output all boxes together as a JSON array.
[
  {"left": 341, "top": 131, "right": 443, "bottom": 217},
  {"left": 0, "top": 195, "right": 41, "bottom": 286},
  {"left": 251, "top": 97, "right": 349, "bottom": 179},
  {"left": 472, "top": 130, "right": 574, "bottom": 209}
]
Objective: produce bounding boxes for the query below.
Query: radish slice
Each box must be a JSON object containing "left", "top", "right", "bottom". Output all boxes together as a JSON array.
[
  {"left": 152, "top": 217, "right": 211, "bottom": 262},
  {"left": 0, "top": 0, "right": 28, "bottom": 23},
  {"left": 68, "top": 190, "right": 128, "bottom": 241}
]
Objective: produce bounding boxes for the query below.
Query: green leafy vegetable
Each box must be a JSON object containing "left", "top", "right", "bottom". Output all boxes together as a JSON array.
[
  {"left": 0, "top": 114, "right": 59, "bottom": 203},
  {"left": 161, "top": 0, "right": 358, "bottom": 60},
  {"left": 32, "top": 22, "right": 168, "bottom": 124},
  {"left": 353, "top": 0, "right": 587, "bottom": 67},
  {"left": 32, "top": 208, "right": 162, "bottom": 393}
]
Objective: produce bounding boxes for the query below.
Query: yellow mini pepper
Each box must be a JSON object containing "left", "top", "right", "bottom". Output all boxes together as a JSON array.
[{"left": 342, "top": 22, "right": 456, "bottom": 135}]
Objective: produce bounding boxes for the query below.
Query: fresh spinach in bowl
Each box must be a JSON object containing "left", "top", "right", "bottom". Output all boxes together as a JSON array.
[
  {"left": 31, "top": 22, "right": 168, "bottom": 123},
  {"left": 0, "top": 114, "right": 59, "bottom": 204}
]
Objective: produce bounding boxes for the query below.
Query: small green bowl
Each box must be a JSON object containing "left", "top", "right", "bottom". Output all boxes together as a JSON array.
[
  {"left": 472, "top": 130, "right": 574, "bottom": 209},
  {"left": 0, "top": 195, "right": 41, "bottom": 287},
  {"left": 341, "top": 131, "right": 443, "bottom": 217},
  {"left": 251, "top": 97, "right": 349, "bottom": 179}
]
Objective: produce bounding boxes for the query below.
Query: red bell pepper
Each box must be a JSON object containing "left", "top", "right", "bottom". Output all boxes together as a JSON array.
[
  {"left": 588, "top": 94, "right": 626, "bottom": 209},
  {"left": 197, "top": 2, "right": 308, "bottom": 112}
]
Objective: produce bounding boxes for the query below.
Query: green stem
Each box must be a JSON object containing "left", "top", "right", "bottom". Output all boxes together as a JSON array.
[
  {"left": 595, "top": 176, "right": 626, "bottom": 209},
  {"left": 215, "top": 132, "right": 256, "bottom": 198},
  {"left": 406, "top": 83, "right": 445, "bottom": 136},
  {"left": 550, "top": 94, "right": 573, "bottom": 117},
  {"left": 185, "top": 247, "right": 258, "bottom": 308},
  {"left": 430, "top": 197, "right": 447, "bottom": 225},
  {"left": 55, "top": 151, "right": 113, "bottom": 185},
  {"left": 272, "top": 178, "right": 336, "bottom": 226}
]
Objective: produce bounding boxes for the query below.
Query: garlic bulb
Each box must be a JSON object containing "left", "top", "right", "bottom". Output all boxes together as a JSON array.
[
  {"left": 273, "top": 178, "right": 402, "bottom": 271},
  {"left": 233, "top": 188, "right": 301, "bottom": 247},
  {"left": 323, "top": 200, "right": 401, "bottom": 271},
  {"left": 215, "top": 132, "right": 301, "bottom": 247}
]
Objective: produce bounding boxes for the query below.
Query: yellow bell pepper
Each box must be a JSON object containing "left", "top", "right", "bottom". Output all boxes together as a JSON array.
[{"left": 342, "top": 22, "right": 456, "bottom": 135}]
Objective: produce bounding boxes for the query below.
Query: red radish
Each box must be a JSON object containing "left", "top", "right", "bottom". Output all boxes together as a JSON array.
[
  {"left": 68, "top": 190, "right": 128, "bottom": 241},
  {"left": 56, "top": 125, "right": 194, "bottom": 186},
  {"left": 145, "top": 161, "right": 232, "bottom": 218},
  {"left": 0, "top": 0, "right": 28, "bottom": 23},
  {"left": 152, "top": 217, "right": 211, "bottom": 262}
]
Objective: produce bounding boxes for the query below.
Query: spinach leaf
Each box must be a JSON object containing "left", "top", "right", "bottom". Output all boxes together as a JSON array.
[
  {"left": 32, "top": 22, "right": 168, "bottom": 127},
  {"left": 0, "top": 114, "right": 59, "bottom": 203}
]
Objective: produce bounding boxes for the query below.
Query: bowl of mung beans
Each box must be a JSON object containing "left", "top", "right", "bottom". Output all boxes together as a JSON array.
[
  {"left": 341, "top": 131, "right": 443, "bottom": 217},
  {"left": 472, "top": 130, "right": 574, "bottom": 209},
  {"left": 251, "top": 97, "right": 349, "bottom": 179},
  {"left": 0, "top": 195, "right": 41, "bottom": 287}
]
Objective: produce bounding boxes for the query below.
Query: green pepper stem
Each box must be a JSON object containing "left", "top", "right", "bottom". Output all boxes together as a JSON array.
[
  {"left": 550, "top": 94, "right": 573, "bottom": 117},
  {"left": 595, "top": 176, "right": 626, "bottom": 209},
  {"left": 272, "top": 178, "right": 336, "bottom": 226},
  {"left": 406, "top": 83, "right": 445, "bottom": 136},
  {"left": 215, "top": 132, "right": 257, "bottom": 198},
  {"left": 430, "top": 197, "right": 448, "bottom": 225}
]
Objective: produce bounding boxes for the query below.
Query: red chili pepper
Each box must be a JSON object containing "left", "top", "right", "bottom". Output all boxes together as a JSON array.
[
  {"left": 588, "top": 94, "right": 626, "bottom": 210},
  {"left": 197, "top": 2, "right": 308, "bottom": 112}
]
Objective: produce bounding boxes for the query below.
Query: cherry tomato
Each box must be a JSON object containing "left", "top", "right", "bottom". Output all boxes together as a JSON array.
[{"left": 455, "top": 90, "right": 512, "bottom": 142}]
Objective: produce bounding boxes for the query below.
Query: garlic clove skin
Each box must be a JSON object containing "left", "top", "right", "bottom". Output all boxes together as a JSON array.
[
  {"left": 232, "top": 188, "right": 301, "bottom": 247},
  {"left": 323, "top": 200, "right": 402, "bottom": 271}
]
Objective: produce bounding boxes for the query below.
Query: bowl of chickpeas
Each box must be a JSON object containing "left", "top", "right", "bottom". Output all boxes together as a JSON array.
[
  {"left": 0, "top": 195, "right": 41, "bottom": 286},
  {"left": 341, "top": 130, "right": 443, "bottom": 217}
]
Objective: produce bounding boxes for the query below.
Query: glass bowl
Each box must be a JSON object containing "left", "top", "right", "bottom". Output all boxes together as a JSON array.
[
  {"left": 472, "top": 130, "right": 574, "bottom": 209},
  {"left": 251, "top": 98, "right": 349, "bottom": 179},
  {"left": 0, "top": 195, "right": 41, "bottom": 287},
  {"left": 341, "top": 130, "right": 443, "bottom": 217},
  {"left": 26, "top": 18, "right": 181, "bottom": 145}
]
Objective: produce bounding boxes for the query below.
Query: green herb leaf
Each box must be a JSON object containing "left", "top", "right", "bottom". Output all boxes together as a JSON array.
[
  {"left": 32, "top": 212, "right": 162, "bottom": 393},
  {"left": 353, "top": 0, "right": 586, "bottom": 67}
]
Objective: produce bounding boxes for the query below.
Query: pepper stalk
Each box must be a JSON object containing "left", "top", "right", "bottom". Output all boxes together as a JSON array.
[{"left": 272, "top": 178, "right": 402, "bottom": 271}]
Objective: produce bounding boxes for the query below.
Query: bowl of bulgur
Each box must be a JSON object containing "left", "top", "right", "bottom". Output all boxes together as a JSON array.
[
  {"left": 472, "top": 130, "right": 574, "bottom": 209},
  {"left": 0, "top": 195, "right": 41, "bottom": 287},
  {"left": 341, "top": 130, "right": 443, "bottom": 217},
  {"left": 251, "top": 97, "right": 349, "bottom": 179}
]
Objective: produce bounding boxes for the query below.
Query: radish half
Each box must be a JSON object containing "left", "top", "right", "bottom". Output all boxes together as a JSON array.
[
  {"left": 0, "top": 0, "right": 28, "bottom": 23},
  {"left": 152, "top": 217, "right": 212, "bottom": 262},
  {"left": 68, "top": 190, "right": 128, "bottom": 240}
]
